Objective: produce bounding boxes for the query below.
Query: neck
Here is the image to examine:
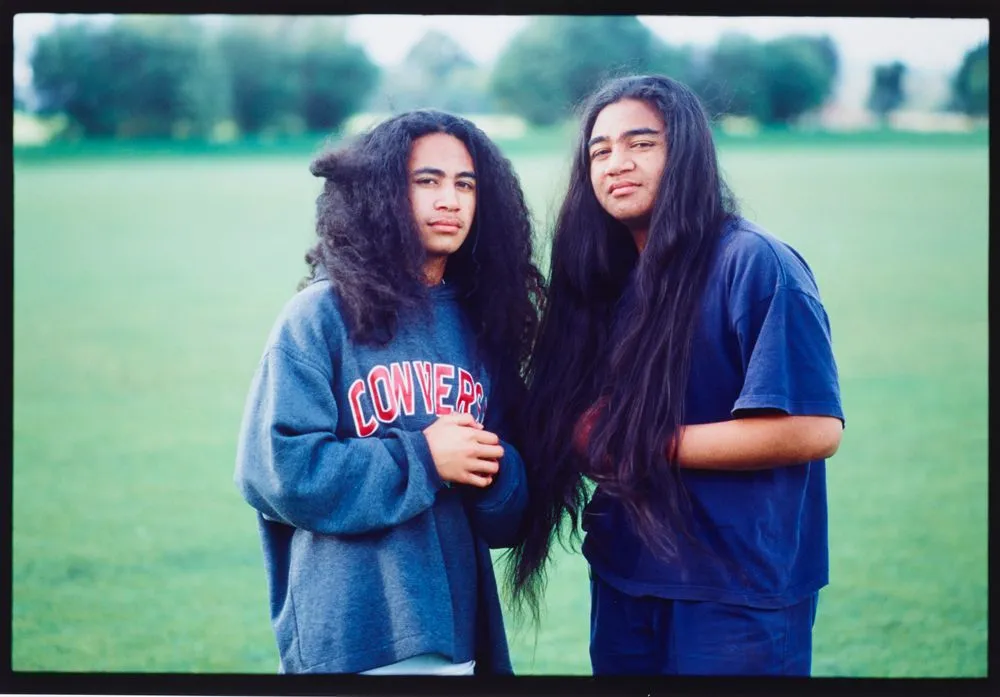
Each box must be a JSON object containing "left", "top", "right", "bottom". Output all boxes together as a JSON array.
[
  {"left": 423, "top": 257, "right": 447, "bottom": 286},
  {"left": 631, "top": 228, "right": 648, "bottom": 253}
]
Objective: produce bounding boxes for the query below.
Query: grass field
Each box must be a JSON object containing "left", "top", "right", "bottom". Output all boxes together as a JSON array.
[{"left": 11, "top": 130, "right": 988, "bottom": 676}]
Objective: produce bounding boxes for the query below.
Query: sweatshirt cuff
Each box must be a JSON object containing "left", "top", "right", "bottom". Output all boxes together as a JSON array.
[
  {"left": 395, "top": 428, "right": 447, "bottom": 492},
  {"left": 472, "top": 442, "right": 520, "bottom": 512}
]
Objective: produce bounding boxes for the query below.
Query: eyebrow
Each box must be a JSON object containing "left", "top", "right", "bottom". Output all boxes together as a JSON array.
[
  {"left": 411, "top": 166, "right": 476, "bottom": 179},
  {"left": 587, "top": 127, "right": 661, "bottom": 149}
]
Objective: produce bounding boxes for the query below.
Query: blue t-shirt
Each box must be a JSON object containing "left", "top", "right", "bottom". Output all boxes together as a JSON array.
[{"left": 582, "top": 218, "right": 844, "bottom": 609}]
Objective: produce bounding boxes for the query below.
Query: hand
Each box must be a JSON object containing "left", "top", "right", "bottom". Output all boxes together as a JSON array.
[{"left": 423, "top": 412, "right": 503, "bottom": 488}]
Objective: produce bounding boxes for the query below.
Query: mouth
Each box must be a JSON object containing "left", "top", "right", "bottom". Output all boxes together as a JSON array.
[
  {"left": 428, "top": 219, "right": 463, "bottom": 232},
  {"left": 608, "top": 181, "right": 640, "bottom": 197}
]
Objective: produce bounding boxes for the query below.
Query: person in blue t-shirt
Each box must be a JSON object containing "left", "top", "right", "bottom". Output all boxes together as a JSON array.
[
  {"left": 235, "top": 110, "right": 544, "bottom": 675},
  {"left": 504, "top": 75, "right": 845, "bottom": 675}
]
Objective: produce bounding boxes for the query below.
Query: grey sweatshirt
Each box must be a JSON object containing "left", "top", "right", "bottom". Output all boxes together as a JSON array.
[{"left": 234, "top": 270, "right": 526, "bottom": 674}]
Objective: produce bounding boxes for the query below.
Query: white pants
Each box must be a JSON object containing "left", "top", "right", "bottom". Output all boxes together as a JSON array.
[{"left": 361, "top": 653, "right": 476, "bottom": 675}]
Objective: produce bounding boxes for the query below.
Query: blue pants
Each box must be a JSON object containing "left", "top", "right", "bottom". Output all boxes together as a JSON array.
[{"left": 589, "top": 573, "right": 819, "bottom": 676}]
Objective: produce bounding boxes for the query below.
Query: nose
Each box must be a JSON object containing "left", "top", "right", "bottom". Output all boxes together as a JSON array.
[
  {"left": 606, "top": 148, "right": 635, "bottom": 176},
  {"left": 434, "top": 186, "right": 460, "bottom": 211}
]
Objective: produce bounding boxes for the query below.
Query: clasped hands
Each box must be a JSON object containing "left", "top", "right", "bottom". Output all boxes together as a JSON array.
[{"left": 423, "top": 412, "right": 503, "bottom": 488}]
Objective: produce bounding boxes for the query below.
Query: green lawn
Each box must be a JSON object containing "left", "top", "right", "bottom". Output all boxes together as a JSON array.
[{"left": 11, "top": 133, "right": 988, "bottom": 676}]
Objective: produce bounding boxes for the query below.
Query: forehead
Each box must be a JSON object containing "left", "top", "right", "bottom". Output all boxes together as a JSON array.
[
  {"left": 590, "top": 98, "right": 665, "bottom": 141},
  {"left": 408, "top": 132, "right": 474, "bottom": 170}
]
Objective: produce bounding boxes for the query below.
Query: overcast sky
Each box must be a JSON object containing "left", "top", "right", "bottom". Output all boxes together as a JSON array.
[
  {"left": 346, "top": 15, "right": 989, "bottom": 70},
  {"left": 13, "top": 13, "right": 990, "bottom": 87}
]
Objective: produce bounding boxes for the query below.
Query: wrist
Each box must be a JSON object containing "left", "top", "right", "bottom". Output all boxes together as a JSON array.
[{"left": 417, "top": 430, "right": 450, "bottom": 490}]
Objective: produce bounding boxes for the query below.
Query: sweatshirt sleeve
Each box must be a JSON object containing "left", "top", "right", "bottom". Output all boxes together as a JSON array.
[
  {"left": 462, "top": 373, "right": 528, "bottom": 549},
  {"left": 234, "top": 345, "right": 445, "bottom": 536}
]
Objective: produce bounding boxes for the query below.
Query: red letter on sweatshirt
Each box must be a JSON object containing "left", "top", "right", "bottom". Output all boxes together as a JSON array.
[
  {"left": 434, "top": 363, "right": 455, "bottom": 415},
  {"left": 473, "top": 382, "right": 486, "bottom": 423},
  {"left": 455, "top": 368, "right": 476, "bottom": 414},
  {"left": 414, "top": 361, "right": 435, "bottom": 414},
  {"left": 348, "top": 379, "right": 378, "bottom": 437},
  {"left": 390, "top": 362, "right": 416, "bottom": 416},
  {"left": 368, "top": 365, "right": 397, "bottom": 424}
]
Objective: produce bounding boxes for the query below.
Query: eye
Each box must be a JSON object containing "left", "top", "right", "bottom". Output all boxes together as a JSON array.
[
  {"left": 632, "top": 141, "right": 655, "bottom": 149},
  {"left": 590, "top": 148, "right": 610, "bottom": 160},
  {"left": 414, "top": 177, "right": 436, "bottom": 186},
  {"left": 457, "top": 180, "right": 476, "bottom": 191}
]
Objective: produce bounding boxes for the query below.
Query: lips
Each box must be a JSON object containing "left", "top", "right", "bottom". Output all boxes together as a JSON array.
[
  {"left": 429, "top": 218, "right": 463, "bottom": 228},
  {"left": 608, "top": 181, "right": 640, "bottom": 196}
]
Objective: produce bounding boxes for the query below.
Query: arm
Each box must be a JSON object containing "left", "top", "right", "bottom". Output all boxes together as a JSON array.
[
  {"left": 234, "top": 346, "right": 446, "bottom": 536},
  {"left": 461, "top": 392, "right": 528, "bottom": 549},
  {"left": 463, "top": 437, "right": 527, "bottom": 548},
  {"left": 683, "top": 272, "right": 845, "bottom": 470},
  {"left": 574, "top": 403, "right": 842, "bottom": 472},
  {"left": 672, "top": 413, "right": 843, "bottom": 471}
]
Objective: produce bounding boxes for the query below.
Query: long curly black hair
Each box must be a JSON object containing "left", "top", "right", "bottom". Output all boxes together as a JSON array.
[
  {"left": 504, "top": 75, "right": 741, "bottom": 626},
  {"left": 301, "top": 108, "right": 545, "bottom": 400}
]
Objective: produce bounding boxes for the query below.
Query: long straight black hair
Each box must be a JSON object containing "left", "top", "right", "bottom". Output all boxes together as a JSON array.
[{"left": 505, "top": 75, "right": 740, "bottom": 625}]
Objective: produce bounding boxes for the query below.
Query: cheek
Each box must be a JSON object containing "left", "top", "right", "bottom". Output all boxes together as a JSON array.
[
  {"left": 409, "top": 188, "right": 424, "bottom": 217},
  {"left": 650, "top": 157, "right": 667, "bottom": 185}
]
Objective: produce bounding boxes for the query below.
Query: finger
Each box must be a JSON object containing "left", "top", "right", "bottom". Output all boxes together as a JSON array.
[
  {"left": 468, "top": 458, "right": 500, "bottom": 475},
  {"left": 463, "top": 472, "right": 494, "bottom": 488},
  {"left": 472, "top": 429, "right": 500, "bottom": 445},
  {"left": 475, "top": 445, "right": 504, "bottom": 462},
  {"left": 441, "top": 411, "right": 479, "bottom": 427}
]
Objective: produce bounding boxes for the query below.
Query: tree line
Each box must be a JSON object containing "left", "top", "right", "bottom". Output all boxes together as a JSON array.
[
  {"left": 23, "top": 15, "right": 989, "bottom": 140},
  {"left": 28, "top": 16, "right": 377, "bottom": 139}
]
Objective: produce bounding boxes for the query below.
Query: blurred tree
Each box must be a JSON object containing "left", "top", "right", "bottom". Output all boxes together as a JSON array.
[
  {"left": 296, "top": 19, "right": 380, "bottom": 133},
  {"left": 29, "top": 15, "right": 378, "bottom": 140},
  {"left": 368, "top": 29, "right": 496, "bottom": 114},
  {"left": 215, "top": 17, "right": 379, "bottom": 136},
  {"left": 651, "top": 42, "right": 698, "bottom": 88},
  {"left": 436, "top": 67, "right": 498, "bottom": 113},
  {"left": 690, "top": 33, "right": 839, "bottom": 125},
  {"left": 406, "top": 29, "right": 475, "bottom": 81},
  {"left": 812, "top": 34, "right": 840, "bottom": 84},
  {"left": 32, "top": 20, "right": 116, "bottom": 136},
  {"left": 950, "top": 40, "right": 988, "bottom": 117},
  {"left": 761, "top": 35, "right": 839, "bottom": 124},
  {"left": 31, "top": 16, "right": 229, "bottom": 139},
  {"left": 691, "top": 33, "right": 769, "bottom": 121},
  {"left": 215, "top": 18, "right": 302, "bottom": 136},
  {"left": 867, "top": 61, "right": 907, "bottom": 124},
  {"left": 491, "top": 16, "right": 685, "bottom": 126}
]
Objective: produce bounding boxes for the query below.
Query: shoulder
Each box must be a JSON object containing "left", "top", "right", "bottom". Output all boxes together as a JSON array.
[
  {"left": 263, "top": 278, "right": 349, "bottom": 369},
  {"left": 714, "top": 217, "right": 823, "bottom": 302}
]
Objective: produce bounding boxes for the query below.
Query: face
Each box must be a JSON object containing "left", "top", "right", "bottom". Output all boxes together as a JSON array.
[
  {"left": 408, "top": 132, "right": 476, "bottom": 264},
  {"left": 587, "top": 98, "right": 667, "bottom": 234}
]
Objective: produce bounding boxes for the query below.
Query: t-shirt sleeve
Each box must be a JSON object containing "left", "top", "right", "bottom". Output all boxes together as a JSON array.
[{"left": 731, "top": 287, "right": 844, "bottom": 424}]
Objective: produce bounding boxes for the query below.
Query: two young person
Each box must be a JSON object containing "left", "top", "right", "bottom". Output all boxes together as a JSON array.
[{"left": 234, "top": 74, "right": 843, "bottom": 676}]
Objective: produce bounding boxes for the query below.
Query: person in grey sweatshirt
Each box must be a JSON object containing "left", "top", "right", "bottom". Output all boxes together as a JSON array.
[{"left": 234, "top": 110, "right": 545, "bottom": 675}]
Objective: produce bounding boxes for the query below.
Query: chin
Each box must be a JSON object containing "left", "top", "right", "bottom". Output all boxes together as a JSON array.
[
  {"left": 611, "top": 210, "right": 652, "bottom": 228},
  {"left": 429, "top": 243, "right": 463, "bottom": 258},
  {"left": 607, "top": 201, "right": 650, "bottom": 221}
]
